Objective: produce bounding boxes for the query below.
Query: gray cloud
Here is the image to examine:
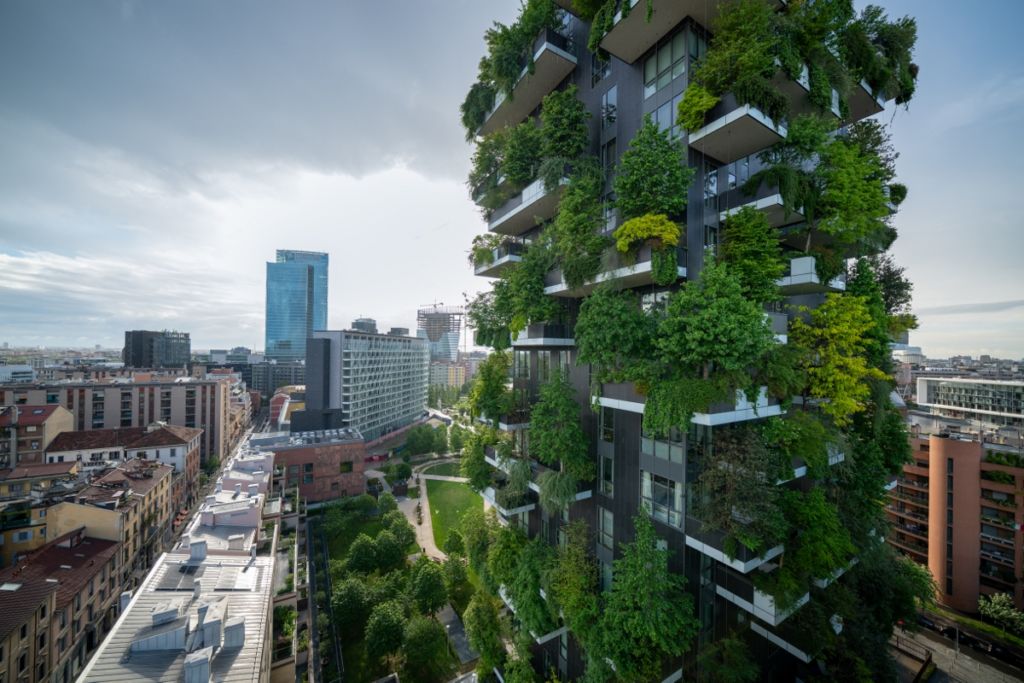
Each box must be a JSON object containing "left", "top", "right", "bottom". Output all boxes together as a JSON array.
[{"left": 916, "top": 300, "right": 1024, "bottom": 316}]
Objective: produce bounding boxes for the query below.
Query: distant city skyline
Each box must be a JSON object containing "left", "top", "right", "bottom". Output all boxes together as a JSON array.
[{"left": 0, "top": 1, "right": 1022, "bottom": 357}]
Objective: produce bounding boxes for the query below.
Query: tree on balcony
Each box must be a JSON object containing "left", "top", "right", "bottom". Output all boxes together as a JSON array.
[
  {"left": 574, "top": 284, "right": 658, "bottom": 385},
  {"left": 720, "top": 205, "right": 785, "bottom": 304},
  {"left": 463, "top": 591, "right": 507, "bottom": 674},
  {"left": 599, "top": 512, "right": 699, "bottom": 680},
  {"left": 840, "top": 4, "right": 919, "bottom": 105},
  {"left": 550, "top": 159, "right": 610, "bottom": 288},
  {"left": 467, "top": 351, "right": 513, "bottom": 425},
  {"left": 539, "top": 85, "right": 591, "bottom": 191},
  {"left": 530, "top": 373, "right": 594, "bottom": 512},
  {"left": 613, "top": 116, "right": 692, "bottom": 221},
  {"left": 461, "top": 428, "right": 499, "bottom": 492},
  {"left": 548, "top": 520, "right": 600, "bottom": 648},
  {"left": 695, "top": 632, "right": 760, "bottom": 683},
  {"left": 694, "top": 424, "right": 789, "bottom": 558}
]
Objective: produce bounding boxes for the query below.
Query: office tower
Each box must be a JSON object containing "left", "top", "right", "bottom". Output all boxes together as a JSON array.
[
  {"left": 265, "top": 250, "right": 328, "bottom": 361},
  {"left": 295, "top": 328, "right": 428, "bottom": 442},
  {"left": 460, "top": 1, "right": 920, "bottom": 679},
  {"left": 416, "top": 305, "right": 463, "bottom": 362},
  {"left": 122, "top": 330, "right": 191, "bottom": 368},
  {"left": 350, "top": 317, "right": 378, "bottom": 334}
]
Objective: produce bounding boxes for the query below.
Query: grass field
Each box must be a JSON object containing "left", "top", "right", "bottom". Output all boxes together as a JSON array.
[
  {"left": 423, "top": 461, "right": 463, "bottom": 477},
  {"left": 426, "top": 479, "right": 481, "bottom": 552}
]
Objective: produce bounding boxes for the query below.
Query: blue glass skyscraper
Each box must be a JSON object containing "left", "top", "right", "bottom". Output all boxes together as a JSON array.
[{"left": 265, "top": 250, "right": 329, "bottom": 361}]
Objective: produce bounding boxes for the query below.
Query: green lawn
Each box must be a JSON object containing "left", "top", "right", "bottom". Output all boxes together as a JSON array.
[
  {"left": 423, "top": 461, "right": 463, "bottom": 477},
  {"left": 426, "top": 479, "right": 481, "bottom": 552},
  {"left": 326, "top": 517, "right": 384, "bottom": 560}
]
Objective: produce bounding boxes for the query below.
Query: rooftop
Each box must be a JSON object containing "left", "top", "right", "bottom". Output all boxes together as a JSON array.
[
  {"left": 248, "top": 427, "right": 364, "bottom": 450},
  {"left": 76, "top": 550, "right": 273, "bottom": 683},
  {"left": 46, "top": 423, "right": 202, "bottom": 453},
  {"left": 79, "top": 459, "right": 174, "bottom": 504},
  {"left": 0, "top": 461, "right": 80, "bottom": 482},
  {"left": 0, "top": 404, "right": 64, "bottom": 427}
]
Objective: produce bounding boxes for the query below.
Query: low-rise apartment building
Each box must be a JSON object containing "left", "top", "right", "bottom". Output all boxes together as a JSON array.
[
  {"left": 916, "top": 377, "right": 1024, "bottom": 443},
  {"left": 45, "top": 423, "right": 202, "bottom": 510},
  {"left": 0, "top": 405, "right": 74, "bottom": 467},
  {"left": 0, "top": 526, "right": 121, "bottom": 683},
  {"left": 0, "top": 462, "right": 82, "bottom": 567},
  {"left": 0, "top": 377, "right": 232, "bottom": 464},
  {"left": 250, "top": 428, "right": 367, "bottom": 502},
  {"left": 887, "top": 433, "right": 1024, "bottom": 612},
  {"left": 47, "top": 459, "right": 173, "bottom": 588}
]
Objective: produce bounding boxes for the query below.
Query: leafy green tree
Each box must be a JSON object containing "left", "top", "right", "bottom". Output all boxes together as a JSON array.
[
  {"left": 406, "top": 424, "right": 437, "bottom": 455},
  {"left": 377, "top": 491, "right": 398, "bottom": 514},
  {"left": 539, "top": 85, "right": 591, "bottom": 190},
  {"left": 846, "top": 257, "right": 893, "bottom": 373},
  {"left": 365, "top": 600, "right": 406, "bottom": 663},
  {"left": 789, "top": 293, "right": 890, "bottom": 426},
  {"left": 696, "top": 633, "right": 760, "bottom": 683},
  {"left": 695, "top": 425, "right": 789, "bottom": 558},
  {"left": 411, "top": 559, "right": 449, "bottom": 616},
  {"left": 503, "top": 239, "right": 561, "bottom": 334},
  {"left": 613, "top": 116, "right": 692, "bottom": 220},
  {"left": 762, "top": 412, "right": 833, "bottom": 479},
  {"left": 460, "top": 507, "right": 498, "bottom": 591},
  {"left": 433, "top": 424, "right": 449, "bottom": 455},
  {"left": 504, "top": 121, "right": 543, "bottom": 188},
  {"left": 382, "top": 509, "right": 416, "bottom": 550},
  {"left": 530, "top": 373, "right": 593, "bottom": 481},
  {"left": 444, "top": 553, "right": 468, "bottom": 594},
  {"left": 374, "top": 529, "right": 406, "bottom": 572},
  {"left": 346, "top": 533, "right": 377, "bottom": 573},
  {"left": 574, "top": 285, "right": 658, "bottom": 384},
  {"left": 600, "top": 512, "right": 699, "bottom": 680},
  {"left": 817, "top": 137, "right": 891, "bottom": 249},
  {"left": 487, "top": 524, "right": 527, "bottom": 589},
  {"left": 547, "top": 521, "right": 600, "bottom": 649},
  {"left": 468, "top": 351, "right": 513, "bottom": 424},
  {"left": 402, "top": 616, "right": 452, "bottom": 683},
  {"left": 466, "top": 287, "right": 512, "bottom": 350},
  {"left": 331, "top": 577, "right": 370, "bottom": 638},
  {"left": 979, "top": 593, "right": 1024, "bottom": 636},
  {"left": 460, "top": 428, "right": 496, "bottom": 492},
  {"left": 550, "top": 160, "right": 610, "bottom": 289},
  {"left": 504, "top": 653, "right": 538, "bottom": 683},
  {"left": 720, "top": 205, "right": 785, "bottom": 303},
  {"left": 442, "top": 529, "right": 465, "bottom": 557},
  {"left": 449, "top": 423, "right": 466, "bottom": 453},
  {"left": 464, "top": 592, "right": 506, "bottom": 673},
  {"left": 507, "top": 539, "right": 557, "bottom": 637}
]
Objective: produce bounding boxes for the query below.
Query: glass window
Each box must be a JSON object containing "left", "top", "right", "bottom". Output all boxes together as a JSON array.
[
  {"left": 514, "top": 350, "right": 530, "bottom": 379},
  {"left": 339, "top": 461, "right": 353, "bottom": 474},
  {"left": 602, "top": 85, "right": 617, "bottom": 129},
  {"left": 600, "top": 559, "right": 613, "bottom": 592},
  {"left": 641, "top": 420, "right": 684, "bottom": 464},
  {"left": 601, "top": 138, "right": 617, "bottom": 181},
  {"left": 599, "top": 507, "right": 614, "bottom": 549},
  {"left": 641, "top": 470, "right": 684, "bottom": 528},
  {"left": 601, "top": 453, "right": 614, "bottom": 497},
  {"left": 644, "top": 30, "right": 686, "bottom": 98},
  {"left": 591, "top": 52, "right": 610, "bottom": 86},
  {"left": 601, "top": 407, "right": 614, "bottom": 443}
]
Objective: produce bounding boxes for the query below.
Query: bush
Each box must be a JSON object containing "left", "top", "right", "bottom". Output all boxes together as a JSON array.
[
  {"left": 378, "top": 491, "right": 398, "bottom": 514},
  {"left": 677, "top": 83, "right": 719, "bottom": 132}
]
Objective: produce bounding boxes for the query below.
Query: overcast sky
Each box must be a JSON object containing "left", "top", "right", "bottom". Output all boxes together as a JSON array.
[{"left": 0, "top": 0, "right": 1021, "bottom": 358}]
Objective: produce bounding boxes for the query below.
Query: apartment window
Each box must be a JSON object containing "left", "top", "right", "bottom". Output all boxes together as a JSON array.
[
  {"left": 704, "top": 224, "right": 720, "bottom": 254},
  {"left": 39, "top": 604, "right": 45, "bottom": 619},
  {"left": 303, "top": 474, "right": 313, "bottom": 484},
  {"left": 303, "top": 463, "right": 313, "bottom": 473},
  {"left": 288, "top": 465, "right": 299, "bottom": 474},
  {"left": 653, "top": 92, "right": 685, "bottom": 138},
  {"left": 599, "top": 558, "right": 613, "bottom": 592},
  {"left": 18, "top": 653, "right": 26, "bottom": 674},
  {"left": 20, "top": 624, "right": 27, "bottom": 640},
  {"left": 641, "top": 471, "right": 684, "bottom": 528},
  {"left": 15, "top": 530, "right": 31, "bottom": 542},
  {"left": 601, "top": 138, "right": 617, "bottom": 182},
  {"left": 643, "top": 31, "right": 686, "bottom": 98},
  {"left": 641, "top": 421, "right": 684, "bottom": 464},
  {"left": 598, "top": 507, "right": 614, "bottom": 550},
  {"left": 37, "top": 632, "right": 45, "bottom": 650},
  {"left": 601, "top": 85, "right": 617, "bottom": 129},
  {"left": 600, "top": 453, "right": 614, "bottom": 497},
  {"left": 513, "top": 350, "right": 530, "bottom": 379},
  {"left": 339, "top": 462, "right": 353, "bottom": 474},
  {"left": 601, "top": 407, "right": 615, "bottom": 443},
  {"left": 59, "top": 610, "right": 66, "bottom": 628},
  {"left": 688, "top": 29, "right": 707, "bottom": 63},
  {"left": 59, "top": 636, "right": 66, "bottom": 653},
  {"left": 591, "top": 52, "right": 610, "bottom": 86}
]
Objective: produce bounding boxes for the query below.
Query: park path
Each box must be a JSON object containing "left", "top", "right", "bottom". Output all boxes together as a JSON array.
[
  {"left": 420, "top": 474, "right": 470, "bottom": 483},
  {"left": 393, "top": 457, "right": 469, "bottom": 561}
]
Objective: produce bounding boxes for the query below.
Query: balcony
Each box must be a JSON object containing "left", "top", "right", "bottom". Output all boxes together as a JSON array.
[
  {"left": 886, "top": 505, "right": 927, "bottom": 524},
  {"left": 848, "top": 79, "right": 886, "bottom": 122},
  {"left": 479, "top": 29, "right": 578, "bottom": 136},
  {"left": 980, "top": 531, "right": 1014, "bottom": 548},
  {"left": 497, "top": 586, "right": 568, "bottom": 645},
  {"left": 684, "top": 515, "right": 784, "bottom": 574},
  {"left": 477, "top": 409, "right": 531, "bottom": 431},
  {"left": 688, "top": 94, "right": 787, "bottom": 164},
  {"left": 890, "top": 489, "right": 929, "bottom": 507},
  {"left": 766, "top": 311, "right": 788, "bottom": 344},
  {"left": 776, "top": 256, "right": 847, "bottom": 295},
  {"left": 545, "top": 243, "right": 687, "bottom": 297},
  {"left": 980, "top": 560, "right": 1017, "bottom": 587},
  {"left": 488, "top": 177, "right": 568, "bottom": 236},
  {"left": 719, "top": 188, "right": 804, "bottom": 229},
  {"left": 892, "top": 521, "right": 928, "bottom": 541},
  {"left": 715, "top": 565, "right": 809, "bottom": 627},
  {"left": 475, "top": 242, "right": 524, "bottom": 277},
  {"left": 599, "top": 0, "right": 719, "bottom": 65},
  {"left": 511, "top": 322, "right": 575, "bottom": 348},
  {"left": 980, "top": 548, "right": 1016, "bottom": 568},
  {"left": 481, "top": 485, "right": 537, "bottom": 518},
  {"left": 771, "top": 62, "right": 842, "bottom": 120},
  {"left": 691, "top": 387, "right": 783, "bottom": 426},
  {"left": 889, "top": 535, "right": 928, "bottom": 557},
  {"left": 484, "top": 451, "right": 593, "bottom": 503}
]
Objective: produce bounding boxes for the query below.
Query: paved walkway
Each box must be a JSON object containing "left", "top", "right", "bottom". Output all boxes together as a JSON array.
[
  {"left": 420, "top": 474, "right": 470, "bottom": 483},
  {"left": 897, "top": 628, "right": 1024, "bottom": 683},
  {"left": 364, "top": 468, "right": 392, "bottom": 493},
  {"left": 438, "top": 603, "right": 479, "bottom": 667}
]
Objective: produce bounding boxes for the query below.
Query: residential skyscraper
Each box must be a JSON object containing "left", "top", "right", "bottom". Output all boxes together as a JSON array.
[
  {"left": 460, "top": 1, "right": 920, "bottom": 679},
  {"left": 265, "top": 249, "right": 328, "bottom": 361}
]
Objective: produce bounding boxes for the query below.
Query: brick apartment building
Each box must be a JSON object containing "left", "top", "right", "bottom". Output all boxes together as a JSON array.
[
  {"left": 0, "top": 405, "right": 74, "bottom": 466},
  {"left": 249, "top": 428, "right": 367, "bottom": 502},
  {"left": 888, "top": 433, "right": 1024, "bottom": 611}
]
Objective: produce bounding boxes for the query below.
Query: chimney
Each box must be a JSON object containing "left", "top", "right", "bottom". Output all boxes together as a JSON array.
[
  {"left": 192, "top": 579, "right": 202, "bottom": 600},
  {"left": 222, "top": 617, "right": 246, "bottom": 649},
  {"left": 247, "top": 484, "right": 259, "bottom": 497},
  {"left": 233, "top": 483, "right": 241, "bottom": 498},
  {"left": 189, "top": 540, "right": 207, "bottom": 562},
  {"left": 120, "top": 590, "right": 133, "bottom": 612}
]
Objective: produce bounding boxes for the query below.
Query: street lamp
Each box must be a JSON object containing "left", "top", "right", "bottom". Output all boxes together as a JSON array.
[{"left": 446, "top": 624, "right": 451, "bottom": 656}]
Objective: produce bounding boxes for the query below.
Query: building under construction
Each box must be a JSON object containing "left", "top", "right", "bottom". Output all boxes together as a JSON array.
[{"left": 416, "top": 305, "right": 463, "bottom": 362}]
